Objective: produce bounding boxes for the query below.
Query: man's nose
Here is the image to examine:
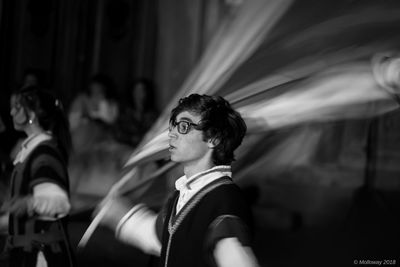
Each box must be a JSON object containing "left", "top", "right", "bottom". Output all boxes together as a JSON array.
[{"left": 168, "top": 128, "right": 178, "bottom": 138}]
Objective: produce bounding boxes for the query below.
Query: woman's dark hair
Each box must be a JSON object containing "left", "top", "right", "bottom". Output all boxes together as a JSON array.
[
  {"left": 170, "top": 94, "right": 247, "bottom": 165},
  {"left": 22, "top": 67, "right": 46, "bottom": 87},
  {"left": 128, "top": 78, "right": 156, "bottom": 111},
  {"left": 89, "top": 73, "right": 117, "bottom": 100},
  {"left": 16, "top": 85, "right": 72, "bottom": 161}
]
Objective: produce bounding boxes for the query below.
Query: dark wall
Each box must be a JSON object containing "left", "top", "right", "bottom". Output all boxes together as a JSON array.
[
  {"left": 95, "top": 0, "right": 157, "bottom": 98},
  {"left": 0, "top": 0, "right": 159, "bottom": 108},
  {"left": 0, "top": 0, "right": 227, "bottom": 153},
  {"left": 153, "top": 0, "right": 228, "bottom": 107},
  {"left": 0, "top": 0, "right": 227, "bottom": 110}
]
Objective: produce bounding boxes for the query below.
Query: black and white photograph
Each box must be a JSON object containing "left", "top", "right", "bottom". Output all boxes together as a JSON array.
[{"left": 0, "top": 0, "right": 400, "bottom": 266}]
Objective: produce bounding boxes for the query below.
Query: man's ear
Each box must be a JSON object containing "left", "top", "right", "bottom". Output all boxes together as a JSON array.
[{"left": 207, "top": 138, "right": 220, "bottom": 148}]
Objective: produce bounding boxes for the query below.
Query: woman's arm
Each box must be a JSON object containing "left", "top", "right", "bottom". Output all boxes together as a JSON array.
[{"left": 31, "top": 182, "right": 70, "bottom": 220}]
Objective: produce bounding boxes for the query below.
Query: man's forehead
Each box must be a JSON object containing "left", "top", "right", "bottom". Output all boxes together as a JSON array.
[{"left": 176, "top": 111, "right": 201, "bottom": 122}]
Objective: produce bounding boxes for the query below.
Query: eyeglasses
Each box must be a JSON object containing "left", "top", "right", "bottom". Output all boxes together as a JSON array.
[{"left": 169, "top": 120, "right": 200, "bottom": 134}]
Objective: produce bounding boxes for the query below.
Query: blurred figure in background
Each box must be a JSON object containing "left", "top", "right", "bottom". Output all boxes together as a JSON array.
[
  {"left": 114, "top": 78, "right": 158, "bottom": 147},
  {"left": 8, "top": 68, "right": 47, "bottom": 163},
  {"left": 0, "top": 114, "right": 10, "bottom": 234},
  {"left": 67, "top": 74, "right": 131, "bottom": 210},
  {"left": 0, "top": 114, "right": 7, "bottom": 174},
  {"left": 0, "top": 86, "right": 75, "bottom": 267},
  {"left": 0, "top": 112, "right": 12, "bottom": 212},
  {"left": 20, "top": 68, "right": 46, "bottom": 89},
  {"left": 69, "top": 73, "right": 119, "bottom": 131}
]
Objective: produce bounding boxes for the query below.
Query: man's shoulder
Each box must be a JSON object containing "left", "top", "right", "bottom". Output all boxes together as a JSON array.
[{"left": 202, "top": 179, "right": 248, "bottom": 206}]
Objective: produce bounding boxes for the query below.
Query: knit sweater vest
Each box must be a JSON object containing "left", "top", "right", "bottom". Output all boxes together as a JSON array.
[
  {"left": 158, "top": 176, "right": 253, "bottom": 267},
  {"left": 8, "top": 140, "right": 70, "bottom": 251}
]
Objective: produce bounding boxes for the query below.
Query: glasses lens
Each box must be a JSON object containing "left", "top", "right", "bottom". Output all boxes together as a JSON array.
[{"left": 178, "top": 121, "right": 189, "bottom": 134}]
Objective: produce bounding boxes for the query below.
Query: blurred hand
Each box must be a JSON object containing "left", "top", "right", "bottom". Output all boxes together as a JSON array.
[
  {"left": 1, "top": 196, "right": 35, "bottom": 217},
  {"left": 1, "top": 195, "right": 70, "bottom": 220},
  {"left": 94, "top": 196, "right": 133, "bottom": 231},
  {"left": 0, "top": 213, "right": 9, "bottom": 234},
  {"left": 32, "top": 195, "right": 71, "bottom": 220}
]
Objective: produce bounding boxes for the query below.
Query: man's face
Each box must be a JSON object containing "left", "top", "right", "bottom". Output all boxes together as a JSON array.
[{"left": 168, "top": 111, "right": 211, "bottom": 166}]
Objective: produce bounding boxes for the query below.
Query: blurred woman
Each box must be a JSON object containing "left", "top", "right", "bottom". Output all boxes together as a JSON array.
[
  {"left": 68, "top": 74, "right": 119, "bottom": 130},
  {"left": 114, "top": 78, "right": 158, "bottom": 147},
  {"left": 2, "top": 86, "right": 75, "bottom": 267}
]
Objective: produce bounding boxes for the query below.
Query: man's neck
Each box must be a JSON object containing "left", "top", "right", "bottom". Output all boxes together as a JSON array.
[{"left": 183, "top": 161, "right": 215, "bottom": 179}]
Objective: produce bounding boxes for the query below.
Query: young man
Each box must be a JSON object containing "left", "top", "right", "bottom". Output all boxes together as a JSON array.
[{"left": 100, "top": 94, "right": 259, "bottom": 267}]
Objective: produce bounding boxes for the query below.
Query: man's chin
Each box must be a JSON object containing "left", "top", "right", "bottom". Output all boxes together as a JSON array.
[{"left": 169, "top": 155, "right": 182, "bottom": 163}]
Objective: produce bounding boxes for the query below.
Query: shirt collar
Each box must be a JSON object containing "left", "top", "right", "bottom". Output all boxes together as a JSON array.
[
  {"left": 14, "top": 132, "right": 52, "bottom": 165},
  {"left": 175, "top": 165, "right": 232, "bottom": 191}
]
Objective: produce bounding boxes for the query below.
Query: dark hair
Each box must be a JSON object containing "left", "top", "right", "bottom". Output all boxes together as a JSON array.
[
  {"left": 22, "top": 67, "right": 46, "bottom": 87},
  {"left": 89, "top": 73, "right": 117, "bottom": 100},
  {"left": 170, "top": 94, "right": 247, "bottom": 165},
  {"left": 15, "top": 85, "right": 72, "bottom": 161},
  {"left": 128, "top": 78, "right": 156, "bottom": 112}
]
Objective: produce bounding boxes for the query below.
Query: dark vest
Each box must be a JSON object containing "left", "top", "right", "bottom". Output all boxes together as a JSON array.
[
  {"left": 8, "top": 141, "right": 70, "bottom": 252},
  {"left": 158, "top": 176, "right": 253, "bottom": 267}
]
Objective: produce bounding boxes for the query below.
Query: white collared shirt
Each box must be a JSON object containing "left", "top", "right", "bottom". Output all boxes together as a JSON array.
[
  {"left": 13, "top": 132, "right": 52, "bottom": 165},
  {"left": 174, "top": 165, "right": 232, "bottom": 213}
]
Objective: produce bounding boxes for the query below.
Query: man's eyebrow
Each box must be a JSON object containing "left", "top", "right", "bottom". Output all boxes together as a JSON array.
[{"left": 177, "top": 117, "right": 194, "bottom": 122}]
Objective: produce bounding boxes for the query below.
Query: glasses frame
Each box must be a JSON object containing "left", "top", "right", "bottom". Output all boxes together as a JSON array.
[{"left": 169, "top": 120, "right": 200, "bottom": 135}]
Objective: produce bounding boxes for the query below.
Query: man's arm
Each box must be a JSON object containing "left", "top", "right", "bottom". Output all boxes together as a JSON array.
[
  {"left": 116, "top": 204, "right": 161, "bottom": 255},
  {"left": 214, "top": 238, "right": 259, "bottom": 267},
  {"left": 208, "top": 215, "right": 260, "bottom": 267},
  {"left": 98, "top": 198, "right": 161, "bottom": 255}
]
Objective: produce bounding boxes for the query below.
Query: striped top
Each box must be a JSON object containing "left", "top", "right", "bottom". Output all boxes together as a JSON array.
[{"left": 9, "top": 136, "right": 69, "bottom": 236}]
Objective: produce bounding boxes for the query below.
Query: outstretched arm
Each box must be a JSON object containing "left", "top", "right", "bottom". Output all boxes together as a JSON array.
[
  {"left": 98, "top": 197, "right": 161, "bottom": 255},
  {"left": 208, "top": 215, "right": 260, "bottom": 267}
]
